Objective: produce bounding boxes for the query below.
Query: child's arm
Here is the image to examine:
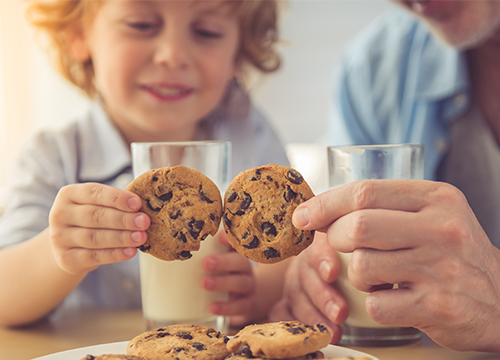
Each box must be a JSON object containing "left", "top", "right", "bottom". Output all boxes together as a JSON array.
[
  {"left": 0, "top": 183, "right": 149, "bottom": 327},
  {"left": 202, "top": 234, "right": 291, "bottom": 327}
]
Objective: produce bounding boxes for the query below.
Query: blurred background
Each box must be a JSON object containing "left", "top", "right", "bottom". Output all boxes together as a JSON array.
[{"left": 0, "top": 0, "right": 392, "bottom": 204}]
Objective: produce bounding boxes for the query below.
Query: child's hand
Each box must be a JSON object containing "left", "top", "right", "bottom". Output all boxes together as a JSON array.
[
  {"left": 201, "top": 232, "right": 255, "bottom": 327},
  {"left": 49, "top": 182, "right": 150, "bottom": 275}
]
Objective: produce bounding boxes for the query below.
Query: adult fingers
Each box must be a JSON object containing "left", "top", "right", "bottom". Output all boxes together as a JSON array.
[
  {"left": 293, "top": 179, "right": 432, "bottom": 231},
  {"left": 299, "top": 260, "right": 349, "bottom": 325},
  {"left": 326, "top": 209, "right": 425, "bottom": 252},
  {"left": 305, "top": 232, "right": 341, "bottom": 283},
  {"left": 57, "top": 183, "right": 142, "bottom": 211}
]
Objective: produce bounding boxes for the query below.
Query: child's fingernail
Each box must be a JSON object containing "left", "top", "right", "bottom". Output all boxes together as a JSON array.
[
  {"left": 325, "top": 301, "right": 340, "bottom": 322},
  {"left": 123, "top": 247, "right": 135, "bottom": 257},
  {"left": 127, "top": 197, "right": 141, "bottom": 210},
  {"left": 131, "top": 231, "right": 143, "bottom": 243},
  {"left": 134, "top": 215, "right": 145, "bottom": 228},
  {"left": 293, "top": 206, "right": 310, "bottom": 227},
  {"left": 319, "top": 261, "right": 333, "bottom": 282},
  {"left": 204, "top": 277, "right": 215, "bottom": 290},
  {"left": 206, "top": 257, "right": 217, "bottom": 271}
]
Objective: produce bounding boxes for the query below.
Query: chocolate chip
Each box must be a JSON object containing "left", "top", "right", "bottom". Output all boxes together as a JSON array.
[
  {"left": 156, "top": 332, "right": 171, "bottom": 338},
  {"left": 191, "top": 342, "right": 206, "bottom": 351},
  {"left": 288, "top": 326, "right": 306, "bottom": 334},
  {"left": 251, "top": 169, "right": 262, "bottom": 181},
  {"left": 178, "top": 251, "right": 192, "bottom": 259},
  {"left": 241, "top": 192, "right": 252, "bottom": 210},
  {"left": 147, "top": 200, "right": 161, "bottom": 211},
  {"left": 85, "top": 356, "right": 95, "bottom": 360},
  {"left": 224, "top": 213, "right": 232, "bottom": 228},
  {"left": 173, "top": 347, "right": 187, "bottom": 352},
  {"left": 159, "top": 191, "right": 173, "bottom": 201},
  {"left": 264, "top": 247, "right": 280, "bottom": 259},
  {"left": 188, "top": 219, "right": 204, "bottom": 239},
  {"left": 200, "top": 186, "right": 215, "bottom": 203},
  {"left": 175, "top": 231, "right": 187, "bottom": 243},
  {"left": 201, "top": 234, "right": 208, "bottom": 241},
  {"left": 296, "top": 231, "right": 304, "bottom": 245},
  {"left": 266, "top": 176, "right": 273, "bottom": 181},
  {"left": 286, "top": 169, "right": 304, "bottom": 184},
  {"left": 176, "top": 332, "right": 193, "bottom": 340},
  {"left": 227, "top": 192, "right": 237, "bottom": 203},
  {"left": 170, "top": 209, "right": 181, "bottom": 219},
  {"left": 283, "top": 185, "right": 297, "bottom": 202},
  {"left": 262, "top": 222, "right": 277, "bottom": 236},
  {"left": 210, "top": 213, "right": 216, "bottom": 221},
  {"left": 138, "top": 244, "right": 151, "bottom": 252},
  {"left": 235, "top": 210, "right": 245, "bottom": 216},
  {"left": 224, "top": 336, "right": 229, "bottom": 343},
  {"left": 243, "top": 236, "right": 259, "bottom": 249},
  {"left": 239, "top": 343, "right": 253, "bottom": 357},
  {"left": 316, "top": 324, "right": 327, "bottom": 332},
  {"left": 152, "top": 176, "right": 158, "bottom": 181}
]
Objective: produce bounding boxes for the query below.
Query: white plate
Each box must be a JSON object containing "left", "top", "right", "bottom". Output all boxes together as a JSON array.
[{"left": 31, "top": 341, "right": 379, "bottom": 360}]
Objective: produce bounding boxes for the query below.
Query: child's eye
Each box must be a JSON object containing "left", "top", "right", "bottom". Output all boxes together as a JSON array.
[
  {"left": 194, "top": 29, "right": 223, "bottom": 39},
  {"left": 127, "top": 22, "right": 159, "bottom": 32}
]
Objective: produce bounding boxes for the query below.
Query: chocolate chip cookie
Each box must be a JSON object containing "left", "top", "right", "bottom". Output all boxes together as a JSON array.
[
  {"left": 225, "top": 350, "right": 325, "bottom": 360},
  {"left": 227, "top": 321, "right": 332, "bottom": 359},
  {"left": 125, "top": 165, "right": 222, "bottom": 261},
  {"left": 223, "top": 164, "right": 315, "bottom": 264},
  {"left": 127, "top": 325, "right": 230, "bottom": 360},
  {"left": 80, "top": 356, "right": 147, "bottom": 360}
]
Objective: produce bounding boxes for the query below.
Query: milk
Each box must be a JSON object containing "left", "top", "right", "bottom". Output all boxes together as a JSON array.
[
  {"left": 336, "top": 252, "right": 392, "bottom": 328},
  {"left": 139, "top": 231, "right": 228, "bottom": 330}
]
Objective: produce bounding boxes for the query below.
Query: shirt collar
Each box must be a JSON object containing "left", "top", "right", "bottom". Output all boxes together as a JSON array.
[{"left": 77, "top": 102, "right": 131, "bottom": 182}]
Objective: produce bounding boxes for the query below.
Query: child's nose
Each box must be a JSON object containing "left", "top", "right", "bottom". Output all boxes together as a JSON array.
[{"left": 154, "top": 30, "right": 191, "bottom": 69}]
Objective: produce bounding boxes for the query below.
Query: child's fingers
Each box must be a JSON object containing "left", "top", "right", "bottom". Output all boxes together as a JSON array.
[
  {"left": 218, "top": 231, "right": 232, "bottom": 247},
  {"left": 202, "top": 252, "right": 252, "bottom": 273},
  {"left": 53, "top": 246, "right": 138, "bottom": 275},
  {"left": 201, "top": 273, "right": 254, "bottom": 294},
  {"left": 209, "top": 296, "right": 254, "bottom": 317},
  {"left": 57, "top": 183, "right": 142, "bottom": 211},
  {"left": 54, "top": 227, "right": 147, "bottom": 249},
  {"left": 57, "top": 204, "right": 150, "bottom": 231}
]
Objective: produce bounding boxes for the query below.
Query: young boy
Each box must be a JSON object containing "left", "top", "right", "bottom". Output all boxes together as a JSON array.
[{"left": 0, "top": 0, "right": 288, "bottom": 327}]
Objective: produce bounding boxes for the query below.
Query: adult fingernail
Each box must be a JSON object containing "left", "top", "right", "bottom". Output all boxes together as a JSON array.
[
  {"left": 325, "top": 301, "right": 340, "bottom": 322},
  {"left": 319, "top": 261, "right": 333, "bottom": 282},
  {"left": 123, "top": 247, "right": 135, "bottom": 257},
  {"left": 293, "top": 206, "right": 310, "bottom": 227},
  {"left": 131, "top": 231, "right": 143, "bottom": 243},
  {"left": 127, "top": 197, "right": 141, "bottom": 210}
]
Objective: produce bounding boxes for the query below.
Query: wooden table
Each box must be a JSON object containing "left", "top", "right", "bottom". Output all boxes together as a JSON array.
[{"left": 1, "top": 308, "right": 499, "bottom": 360}]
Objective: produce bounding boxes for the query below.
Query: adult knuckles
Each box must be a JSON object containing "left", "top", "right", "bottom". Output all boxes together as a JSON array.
[
  {"left": 351, "top": 180, "right": 376, "bottom": 210},
  {"left": 91, "top": 206, "right": 107, "bottom": 226}
]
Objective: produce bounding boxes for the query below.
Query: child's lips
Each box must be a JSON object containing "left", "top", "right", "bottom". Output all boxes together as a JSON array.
[{"left": 142, "top": 84, "right": 193, "bottom": 101}]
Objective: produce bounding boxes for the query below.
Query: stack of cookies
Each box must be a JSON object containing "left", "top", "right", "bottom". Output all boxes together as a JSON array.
[{"left": 80, "top": 321, "right": 372, "bottom": 360}]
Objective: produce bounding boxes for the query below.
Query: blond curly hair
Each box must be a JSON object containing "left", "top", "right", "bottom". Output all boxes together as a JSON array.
[{"left": 26, "top": 0, "right": 282, "bottom": 98}]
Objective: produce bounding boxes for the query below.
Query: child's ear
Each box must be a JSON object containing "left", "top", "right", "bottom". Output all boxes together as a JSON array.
[{"left": 66, "top": 25, "right": 91, "bottom": 62}]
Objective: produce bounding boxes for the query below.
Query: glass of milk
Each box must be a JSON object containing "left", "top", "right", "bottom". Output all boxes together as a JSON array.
[
  {"left": 327, "top": 144, "right": 424, "bottom": 346},
  {"left": 131, "top": 141, "right": 231, "bottom": 333}
]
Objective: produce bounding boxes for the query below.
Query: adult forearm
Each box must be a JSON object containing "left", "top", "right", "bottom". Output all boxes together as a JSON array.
[{"left": 0, "top": 228, "right": 85, "bottom": 327}]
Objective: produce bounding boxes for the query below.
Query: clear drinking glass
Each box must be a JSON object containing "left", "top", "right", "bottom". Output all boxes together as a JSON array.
[
  {"left": 327, "top": 144, "right": 424, "bottom": 347},
  {"left": 131, "top": 141, "right": 231, "bottom": 333}
]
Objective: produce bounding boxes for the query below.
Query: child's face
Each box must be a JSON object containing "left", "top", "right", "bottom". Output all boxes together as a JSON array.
[{"left": 81, "top": 0, "right": 240, "bottom": 143}]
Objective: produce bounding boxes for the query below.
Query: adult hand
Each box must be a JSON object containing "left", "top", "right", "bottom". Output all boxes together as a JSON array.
[
  {"left": 268, "top": 231, "right": 348, "bottom": 344},
  {"left": 49, "top": 183, "right": 150, "bottom": 275},
  {"left": 293, "top": 179, "right": 500, "bottom": 351}
]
